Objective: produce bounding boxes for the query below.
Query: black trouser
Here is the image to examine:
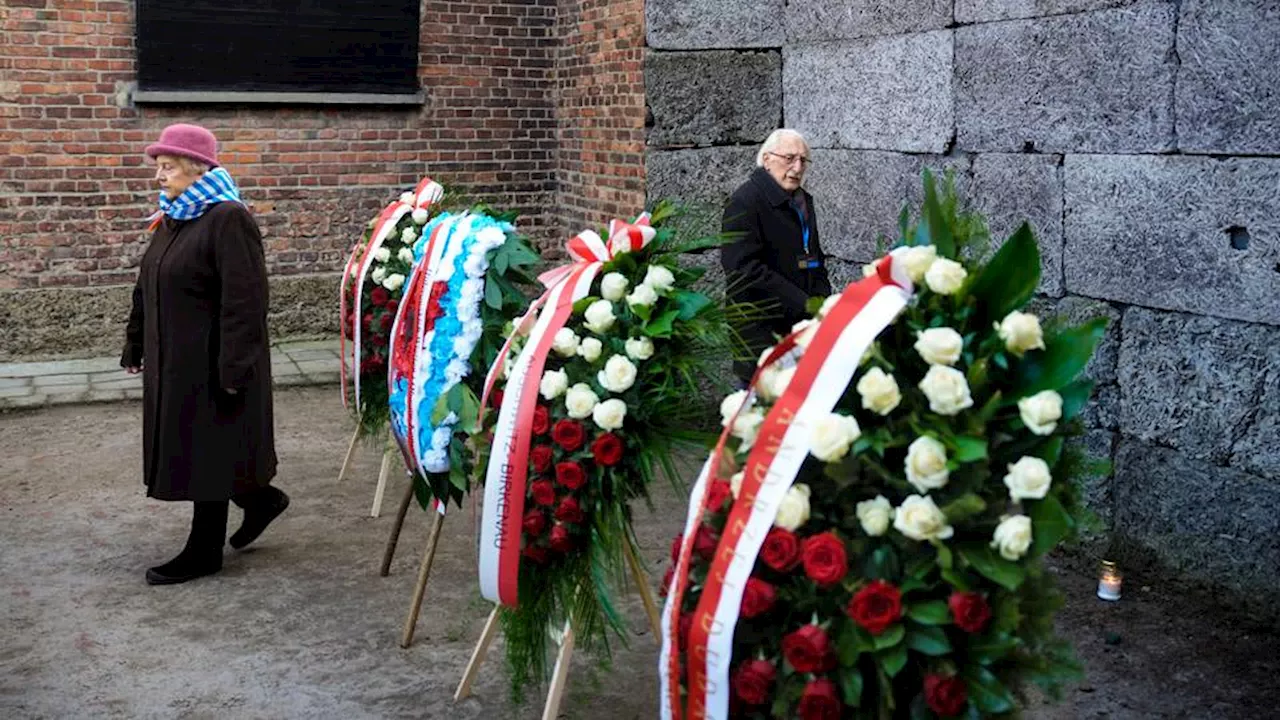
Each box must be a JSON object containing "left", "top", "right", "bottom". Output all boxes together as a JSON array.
[{"left": 184, "top": 487, "right": 276, "bottom": 556}]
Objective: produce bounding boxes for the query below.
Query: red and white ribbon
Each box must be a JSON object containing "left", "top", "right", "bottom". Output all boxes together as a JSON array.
[
  {"left": 339, "top": 177, "right": 444, "bottom": 408},
  {"left": 659, "top": 249, "right": 915, "bottom": 720},
  {"left": 478, "top": 214, "right": 655, "bottom": 607}
]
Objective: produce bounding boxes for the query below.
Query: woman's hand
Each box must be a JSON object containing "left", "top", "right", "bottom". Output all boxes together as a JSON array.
[{"left": 126, "top": 366, "right": 142, "bottom": 375}]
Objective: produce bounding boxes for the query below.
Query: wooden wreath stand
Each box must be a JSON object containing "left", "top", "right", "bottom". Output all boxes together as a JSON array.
[
  {"left": 450, "top": 541, "right": 664, "bottom": 719},
  {"left": 336, "top": 425, "right": 399, "bottom": 519}
]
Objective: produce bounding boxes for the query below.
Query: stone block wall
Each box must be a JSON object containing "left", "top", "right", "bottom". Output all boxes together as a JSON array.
[{"left": 645, "top": 0, "right": 1280, "bottom": 608}]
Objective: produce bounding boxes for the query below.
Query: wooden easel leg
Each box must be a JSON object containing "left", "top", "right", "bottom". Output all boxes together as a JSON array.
[
  {"left": 453, "top": 605, "right": 502, "bottom": 702},
  {"left": 399, "top": 512, "right": 445, "bottom": 648},
  {"left": 624, "top": 541, "right": 662, "bottom": 643},
  {"left": 370, "top": 447, "right": 393, "bottom": 518},
  {"left": 337, "top": 425, "right": 361, "bottom": 482},
  {"left": 379, "top": 478, "right": 416, "bottom": 577},
  {"left": 541, "top": 621, "right": 575, "bottom": 720}
]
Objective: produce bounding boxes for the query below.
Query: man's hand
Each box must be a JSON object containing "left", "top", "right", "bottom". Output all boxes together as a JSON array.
[{"left": 125, "top": 366, "right": 142, "bottom": 375}]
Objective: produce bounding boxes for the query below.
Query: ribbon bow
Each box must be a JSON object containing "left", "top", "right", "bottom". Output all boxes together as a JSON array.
[{"left": 537, "top": 212, "right": 656, "bottom": 289}]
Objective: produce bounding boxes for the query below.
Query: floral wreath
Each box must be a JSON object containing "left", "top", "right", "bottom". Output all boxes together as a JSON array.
[{"left": 659, "top": 173, "right": 1105, "bottom": 720}]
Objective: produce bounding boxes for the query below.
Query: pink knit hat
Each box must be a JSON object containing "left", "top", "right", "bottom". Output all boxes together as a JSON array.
[{"left": 145, "top": 123, "right": 220, "bottom": 167}]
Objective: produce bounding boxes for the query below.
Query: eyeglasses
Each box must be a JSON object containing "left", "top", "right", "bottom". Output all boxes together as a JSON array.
[{"left": 767, "top": 151, "right": 812, "bottom": 168}]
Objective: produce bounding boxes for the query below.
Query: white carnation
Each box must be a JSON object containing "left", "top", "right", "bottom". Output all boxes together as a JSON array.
[
  {"left": 411, "top": 208, "right": 430, "bottom": 225},
  {"left": 371, "top": 266, "right": 388, "bottom": 284},
  {"left": 400, "top": 227, "right": 417, "bottom": 244},
  {"left": 373, "top": 247, "right": 392, "bottom": 263},
  {"left": 398, "top": 247, "right": 415, "bottom": 265}
]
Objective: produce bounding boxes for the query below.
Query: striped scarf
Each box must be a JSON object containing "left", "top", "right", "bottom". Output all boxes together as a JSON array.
[{"left": 156, "top": 166, "right": 242, "bottom": 221}]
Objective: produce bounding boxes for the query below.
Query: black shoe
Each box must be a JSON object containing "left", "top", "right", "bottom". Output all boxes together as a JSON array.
[
  {"left": 145, "top": 551, "right": 223, "bottom": 585},
  {"left": 230, "top": 487, "right": 289, "bottom": 550}
]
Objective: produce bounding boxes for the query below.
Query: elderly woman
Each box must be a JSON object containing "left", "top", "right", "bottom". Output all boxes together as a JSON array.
[{"left": 121, "top": 123, "right": 285, "bottom": 585}]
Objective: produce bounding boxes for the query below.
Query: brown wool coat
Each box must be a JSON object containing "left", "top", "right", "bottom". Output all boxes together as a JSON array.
[{"left": 121, "top": 202, "right": 277, "bottom": 501}]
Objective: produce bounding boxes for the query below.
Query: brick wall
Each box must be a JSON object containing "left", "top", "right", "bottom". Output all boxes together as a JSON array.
[
  {"left": 553, "top": 0, "right": 646, "bottom": 239},
  {"left": 644, "top": 0, "right": 1280, "bottom": 614},
  {"left": 0, "top": 0, "right": 575, "bottom": 359}
]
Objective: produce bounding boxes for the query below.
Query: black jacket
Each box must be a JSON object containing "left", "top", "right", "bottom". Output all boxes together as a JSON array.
[{"left": 721, "top": 167, "right": 832, "bottom": 381}]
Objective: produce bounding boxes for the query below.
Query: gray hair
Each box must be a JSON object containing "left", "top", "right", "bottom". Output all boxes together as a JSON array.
[{"left": 756, "top": 129, "right": 809, "bottom": 166}]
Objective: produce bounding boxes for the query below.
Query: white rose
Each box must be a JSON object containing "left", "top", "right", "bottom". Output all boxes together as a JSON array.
[
  {"left": 856, "top": 367, "right": 901, "bottom": 415},
  {"left": 730, "top": 471, "right": 745, "bottom": 498},
  {"left": 773, "top": 484, "right": 811, "bottom": 531},
  {"left": 551, "top": 327, "right": 580, "bottom": 358},
  {"left": 400, "top": 227, "right": 417, "bottom": 244},
  {"left": 381, "top": 273, "right": 405, "bottom": 292},
  {"left": 901, "top": 245, "right": 938, "bottom": 283},
  {"left": 1018, "top": 390, "right": 1063, "bottom": 436},
  {"left": 914, "top": 327, "right": 964, "bottom": 366},
  {"left": 817, "top": 295, "right": 840, "bottom": 319},
  {"left": 564, "top": 383, "right": 599, "bottom": 419},
  {"left": 809, "top": 413, "right": 861, "bottom": 463},
  {"left": 792, "top": 319, "right": 819, "bottom": 349},
  {"left": 371, "top": 266, "right": 388, "bottom": 284},
  {"left": 398, "top": 247, "right": 415, "bottom": 265},
  {"left": 643, "top": 264, "right": 676, "bottom": 293},
  {"left": 373, "top": 247, "right": 392, "bottom": 263},
  {"left": 756, "top": 358, "right": 782, "bottom": 402},
  {"left": 1004, "top": 456, "right": 1052, "bottom": 501},
  {"left": 997, "top": 311, "right": 1045, "bottom": 356},
  {"left": 578, "top": 337, "right": 603, "bottom": 363},
  {"left": 600, "top": 272, "right": 629, "bottom": 301},
  {"left": 856, "top": 495, "right": 893, "bottom": 537},
  {"left": 626, "top": 283, "right": 659, "bottom": 309},
  {"left": 731, "top": 408, "right": 765, "bottom": 449},
  {"left": 991, "top": 515, "right": 1033, "bottom": 561},
  {"left": 924, "top": 257, "right": 967, "bottom": 295},
  {"left": 904, "top": 436, "right": 950, "bottom": 493},
  {"left": 893, "top": 495, "right": 954, "bottom": 541},
  {"left": 399, "top": 191, "right": 415, "bottom": 204},
  {"left": 540, "top": 368, "right": 569, "bottom": 400},
  {"left": 583, "top": 300, "right": 616, "bottom": 334},
  {"left": 597, "top": 354, "right": 637, "bottom": 393},
  {"left": 624, "top": 336, "right": 654, "bottom": 361},
  {"left": 411, "top": 208, "right": 430, "bottom": 225},
  {"left": 918, "top": 365, "right": 974, "bottom": 416},
  {"left": 719, "top": 390, "right": 751, "bottom": 426},
  {"left": 592, "top": 398, "right": 627, "bottom": 430},
  {"left": 771, "top": 366, "right": 797, "bottom": 399}
]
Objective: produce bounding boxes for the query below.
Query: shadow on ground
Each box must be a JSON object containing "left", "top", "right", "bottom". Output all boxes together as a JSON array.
[{"left": 2, "top": 387, "right": 1276, "bottom": 719}]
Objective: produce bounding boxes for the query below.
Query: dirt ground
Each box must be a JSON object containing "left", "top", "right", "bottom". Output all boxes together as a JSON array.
[{"left": 2, "top": 386, "right": 1277, "bottom": 719}]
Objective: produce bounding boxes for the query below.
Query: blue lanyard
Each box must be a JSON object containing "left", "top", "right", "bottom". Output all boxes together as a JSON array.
[{"left": 792, "top": 199, "right": 810, "bottom": 255}]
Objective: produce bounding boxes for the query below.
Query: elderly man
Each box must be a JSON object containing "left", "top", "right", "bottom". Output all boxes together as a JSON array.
[{"left": 721, "top": 129, "right": 832, "bottom": 384}]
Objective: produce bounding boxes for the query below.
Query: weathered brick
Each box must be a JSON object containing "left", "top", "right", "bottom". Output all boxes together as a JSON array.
[
  {"left": 955, "top": 2, "right": 1176, "bottom": 153},
  {"left": 645, "top": 50, "right": 781, "bottom": 148},
  {"left": 646, "top": 0, "right": 784, "bottom": 50},
  {"left": 970, "top": 153, "right": 1065, "bottom": 297},
  {"left": 784, "top": 32, "right": 953, "bottom": 153},
  {"left": 1063, "top": 154, "right": 1280, "bottom": 325},
  {"left": 786, "top": 0, "right": 950, "bottom": 42},
  {"left": 1176, "top": 0, "right": 1280, "bottom": 156}
]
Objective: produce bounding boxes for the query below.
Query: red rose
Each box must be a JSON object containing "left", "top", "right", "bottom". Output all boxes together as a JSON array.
[
  {"left": 924, "top": 674, "right": 968, "bottom": 717},
  {"left": 555, "top": 495, "right": 585, "bottom": 524},
  {"left": 492, "top": 389, "right": 504, "bottom": 408},
  {"left": 693, "top": 524, "right": 719, "bottom": 561},
  {"left": 847, "top": 580, "right": 903, "bottom": 636},
  {"left": 678, "top": 613, "right": 693, "bottom": 650},
  {"left": 549, "top": 524, "right": 574, "bottom": 553},
  {"left": 555, "top": 461, "right": 586, "bottom": 490},
  {"left": 781, "top": 624, "right": 835, "bottom": 673},
  {"left": 797, "top": 678, "right": 842, "bottom": 720},
  {"left": 531, "top": 480, "right": 556, "bottom": 507},
  {"left": 552, "top": 419, "right": 585, "bottom": 451},
  {"left": 379, "top": 313, "right": 393, "bottom": 331},
  {"left": 670, "top": 533, "right": 683, "bottom": 563},
  {"left": 948, "top": 591, "right": 992, "bottom": 634},
  {"left": 371, "top": 287, "right": 390, "bottom": 306},
  {"left": 801, "top": 532, "right": 848, "bottom": 587},
  {"left": 705, "top": 480, "right": 732, "bottom": 512},
  {"left": 522, "top": 510, "right": 546, "bottom": 538},
  {"left": 760, "top": 528, "right": 801, "bottom": 572},
  {"left": 385, "top": 299, "right": 398, "bottom": 314},
  {"left": 532, "top": 406, "right": 550, "bottom": 435},
  {"left": 660, "top": 566, "right": 675, "bottom": 596},
  {"left": 591, "top": 432, "right": 624, "bottom": 466},
  {"left": 522, "top": 545, "right": 548, "bottom": 564},
  {"left": 530, "top": 445, "right": 553, "bottom": 473},
  {"left": 740, "top": 577, "right": 776, "bottom": 618},
  {"left": 731, "top": 659, "right": 776, "bottom": 706},
  {"left": 362, "top": 313, "right": 374, "bottom": 330}
]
